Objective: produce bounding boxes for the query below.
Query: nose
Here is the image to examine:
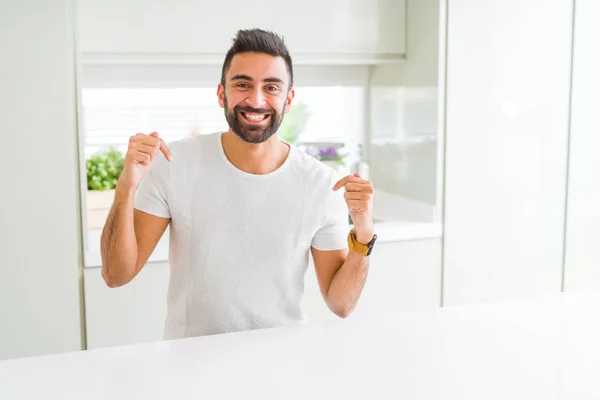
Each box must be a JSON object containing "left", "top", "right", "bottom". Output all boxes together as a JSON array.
[{"left": 244, "top": 87, "right": 266, "bottom": 109}]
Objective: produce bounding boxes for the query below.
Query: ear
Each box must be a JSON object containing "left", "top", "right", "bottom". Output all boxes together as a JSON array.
[
  {"left": 283, "top": 88, "right": 295, "bottom": 114},
  {"left": 217, "top": 83, "right": 225, "bottom": 109}
]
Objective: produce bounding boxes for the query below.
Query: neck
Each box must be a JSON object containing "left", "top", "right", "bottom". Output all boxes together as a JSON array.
[{"left": 221, "top": 130, "right": 290, "bottom": 175}]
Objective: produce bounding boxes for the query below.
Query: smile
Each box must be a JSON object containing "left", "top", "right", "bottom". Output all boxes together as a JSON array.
[{"left": 240, "top": 111, "right": 271, "bottom": 124}]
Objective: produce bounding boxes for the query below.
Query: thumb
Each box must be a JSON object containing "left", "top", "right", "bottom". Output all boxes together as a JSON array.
[
  {"left": 149, "top": 131, "right": 159, "bottom": 138},
  {"left": 354, "top": 172, "right": 361, "bottom": 178}
]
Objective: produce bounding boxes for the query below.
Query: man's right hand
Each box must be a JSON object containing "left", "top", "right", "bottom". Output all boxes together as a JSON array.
[{"left": 118, "top": 131, "right": 172, "bottom": 189}]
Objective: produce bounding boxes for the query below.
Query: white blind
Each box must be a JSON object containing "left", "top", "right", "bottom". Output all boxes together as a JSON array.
[
  {"left": 81, "top": 85, "right": 365, "bottom": 157},
  {"left": 81, "top": 64, "right": 370, "bottom": 88},
  {"left": 83, "top": 104, "right": 226, "bottom": 147}
]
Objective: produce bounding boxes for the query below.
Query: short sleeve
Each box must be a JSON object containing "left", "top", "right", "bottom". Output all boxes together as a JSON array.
[
  {"left": 134, "top": 154, "right": 171, "bottom": 218},
  {"left": 311, "top": 171, "right": 350, "bottom": 251}
]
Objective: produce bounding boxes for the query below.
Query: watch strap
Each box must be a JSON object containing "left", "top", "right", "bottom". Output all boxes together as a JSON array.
[{"left": 347, "top": 229, "right": 376, "bottom": 256}]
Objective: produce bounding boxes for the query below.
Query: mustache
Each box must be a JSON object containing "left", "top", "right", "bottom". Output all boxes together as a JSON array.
[{"left": 234, "top": 105, "right": 274, "bottom": 114}]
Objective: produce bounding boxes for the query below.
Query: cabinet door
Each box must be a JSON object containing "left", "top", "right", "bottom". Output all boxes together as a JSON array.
[
  {"left": 84, "top": 264, "right": 170, "bottom": 349},
  {"left": 1, "top": 0, "right": 82, "bottom": 361},
  {"left": 302, "top": 239, "right": 442, "bottom": 323},
  {"left": 442, "top": 0, "right": 573, "bottom": 305},
  {"left": 77, "top": 0, "right": 405, "bottom": 59},
  {"left": 563, "top": 0, "right": 600, "bottom": 291}
]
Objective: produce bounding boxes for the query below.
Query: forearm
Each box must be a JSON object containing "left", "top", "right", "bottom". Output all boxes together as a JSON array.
[
  {"left": 100, "top": 182, "right": 138, "bottom": 287},
  {"left": 326, "top": 249, "right": 370, "bottom": 318}
]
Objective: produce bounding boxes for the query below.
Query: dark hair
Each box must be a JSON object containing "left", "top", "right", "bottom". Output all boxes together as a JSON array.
[{"left": 220, "top": 29, "right": 294, "bottom": 90}]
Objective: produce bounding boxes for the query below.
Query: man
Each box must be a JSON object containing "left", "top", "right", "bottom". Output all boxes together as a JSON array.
[{"left": 100, "top": 29, "right": 377, "bottom": 339}]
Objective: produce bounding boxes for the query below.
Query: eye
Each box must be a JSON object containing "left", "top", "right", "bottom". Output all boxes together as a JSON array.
[
  {"left": 266, "top": 85, "right": 280, "bottom": 92},
  {"left": 236, "top": 82, "right": 250, "bottom": 89}
]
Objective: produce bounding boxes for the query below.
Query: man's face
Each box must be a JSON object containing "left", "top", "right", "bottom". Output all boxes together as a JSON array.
[{"left": 218, "top": 52, "right": 294, "bottom": 144}]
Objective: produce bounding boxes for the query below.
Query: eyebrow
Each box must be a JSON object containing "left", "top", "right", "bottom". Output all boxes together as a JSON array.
[{"left": 231, "top": 75, "right": 284, "bottom": 84}]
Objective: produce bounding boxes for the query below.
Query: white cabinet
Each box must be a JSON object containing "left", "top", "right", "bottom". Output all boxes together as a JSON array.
[
  {"left": 76, "top": 0, "right": 406, "bottom": 63},
  {"left": 563, "top": 0, "right": 600, "bottom": 291},
  {"left": 303, "top": 239, "right": 442, "bottom": 323},
  {"left": 350, "top": 238, "right": 442, "bottom": 316},
  {"left": 442, "top": 0, "right": 573, "bottom": 305},
  {"left": 84, "top": 239, "right": 441, "bottom": 349},
  {"left": 84, "top": 263, "right": 170, "bottom": 349},
  {"left": 0, "top": 0, "right": 83, "bottom": 361}
]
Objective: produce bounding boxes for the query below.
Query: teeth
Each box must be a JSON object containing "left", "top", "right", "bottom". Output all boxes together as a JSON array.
[{"left": 243, "top": 112, "right": 266, "bottom": 121}]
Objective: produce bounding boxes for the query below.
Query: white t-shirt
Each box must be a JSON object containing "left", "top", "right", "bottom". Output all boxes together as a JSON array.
[{"left": 134, "top": 132, "right": 349, "bottom": 339}]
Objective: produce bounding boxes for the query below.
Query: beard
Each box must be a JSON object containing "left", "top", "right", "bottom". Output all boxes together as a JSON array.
[{"left": 223, "top": 94, "right": 285, "bottom": 144}]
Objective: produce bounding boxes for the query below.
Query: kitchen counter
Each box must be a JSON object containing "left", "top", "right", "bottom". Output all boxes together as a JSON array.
[{"left": 2, "top": 289, "right": 600, "bottom": 399}]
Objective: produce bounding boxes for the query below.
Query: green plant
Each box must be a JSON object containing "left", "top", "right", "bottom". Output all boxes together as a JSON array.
[
  {"left": 277, "top": 101, "right": 312, "bottom": 144},
  {"left": 86, "top": 146, "right": 125, "bottom": 190}
]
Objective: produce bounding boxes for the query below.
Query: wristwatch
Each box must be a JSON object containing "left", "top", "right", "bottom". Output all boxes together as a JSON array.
[{"left": 347, "top": 228, "right": 377, "bottom": 256}]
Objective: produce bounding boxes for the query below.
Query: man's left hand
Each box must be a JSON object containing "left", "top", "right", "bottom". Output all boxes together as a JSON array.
[{"left": 332, "top": 173, "right": 375, "bottom": 244}]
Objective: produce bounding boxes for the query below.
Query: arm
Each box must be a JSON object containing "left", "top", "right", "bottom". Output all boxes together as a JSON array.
[
  {"left": 100, "top": 131, "right": 172, "bottom": 288},
  {"left": 312, "top": 246, "right": 370, "bottom": 318},
  {"left": 100, "top": 184, "right": 169, "bottom": 287},
  {"left": 312, "top": 172, "right": 375, "bottom": 318}
]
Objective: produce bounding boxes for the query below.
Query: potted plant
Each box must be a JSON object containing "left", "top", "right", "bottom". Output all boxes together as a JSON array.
[
  {"left": 86, "top": 146, "right": 124, "bottom": 230},
  {"left": 307, "top": 146, "right": 349, "bottom": 175}
]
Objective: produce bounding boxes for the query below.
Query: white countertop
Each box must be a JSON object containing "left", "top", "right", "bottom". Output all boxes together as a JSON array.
[{"left": 2, "top": 289, "right": 600, "bottom": 399}]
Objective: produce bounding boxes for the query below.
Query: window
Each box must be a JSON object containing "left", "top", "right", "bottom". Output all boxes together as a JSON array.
[
  {"left": 81, "top": 86, "right": 364, "bottom": 157},
  {"left": 367, "top": 86, "right": 440, "bottom": 225},
  {"left": 79, "top": 63, "right": 443, "bottom": 266},
  {"left": 80, "top": 66, "right": 367, "bottom": 266}
]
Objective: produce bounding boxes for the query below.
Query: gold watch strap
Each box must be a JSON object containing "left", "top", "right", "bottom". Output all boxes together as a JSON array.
[{"left": 347, "top": 229, "right": 370, "bottom": 256}]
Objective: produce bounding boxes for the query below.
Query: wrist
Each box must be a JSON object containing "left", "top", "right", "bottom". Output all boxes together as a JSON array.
[
  {"left": 355, "top": 231, "right": 374, "bottom": 245},
  {"left": 353, "top": 224, "right": 375, "bottom": 245},
  {"left": 115, "top": 179, "right": 137, "bottom": 200}
]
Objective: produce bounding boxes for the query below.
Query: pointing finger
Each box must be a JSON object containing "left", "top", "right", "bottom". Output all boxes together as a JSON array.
[
  {"left": 332, "top": 175, "right": 368, "bottom": 191},
  {"left": 332, "top": 176, "right": 351, "bottom": 191},
  {"left": 159, "top": 139, "right": 172, "bottom": 162},
  {"left": 148, "top": 132, "right": 172, "bottom": 162}
]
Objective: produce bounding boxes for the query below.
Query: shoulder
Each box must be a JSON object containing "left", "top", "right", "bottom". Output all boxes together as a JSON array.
[
  {"left": 149, "top": 132, "right": 220, "bottom": 178},
  {"left": 288, "top": 147, "right": 349, "bottom": 229},
  {"left": 166, "top": 132, "right": 219, "bottom": 160},
  {"left": 156, "top": 132, "right": 220, "bottom": 166}
]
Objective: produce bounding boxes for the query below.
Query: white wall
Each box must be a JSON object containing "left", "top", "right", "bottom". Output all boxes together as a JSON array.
[
  {"left": 442, "top": 0, "right": 574, "bottom": 305},
  {"left": 0, "top": 0, "right": 83, "bottom": 360},
  {"left": 84, "top": 240, "right": 442, "bottom": 349},
  {"left": 563, "top": 0, "right": 600, "bottom": 291}
]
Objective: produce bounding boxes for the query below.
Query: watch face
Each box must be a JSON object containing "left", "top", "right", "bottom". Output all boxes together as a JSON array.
[
  {"left": 369, "top": 234, "right": 377, "bottom": 246},
  {"left": 366, "top": 234, "right": 377, "bottom": 255}
]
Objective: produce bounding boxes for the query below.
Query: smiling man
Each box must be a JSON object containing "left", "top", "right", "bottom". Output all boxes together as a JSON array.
[{"left": 100, "top": 29, "right": 378, "bottom": 339}]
